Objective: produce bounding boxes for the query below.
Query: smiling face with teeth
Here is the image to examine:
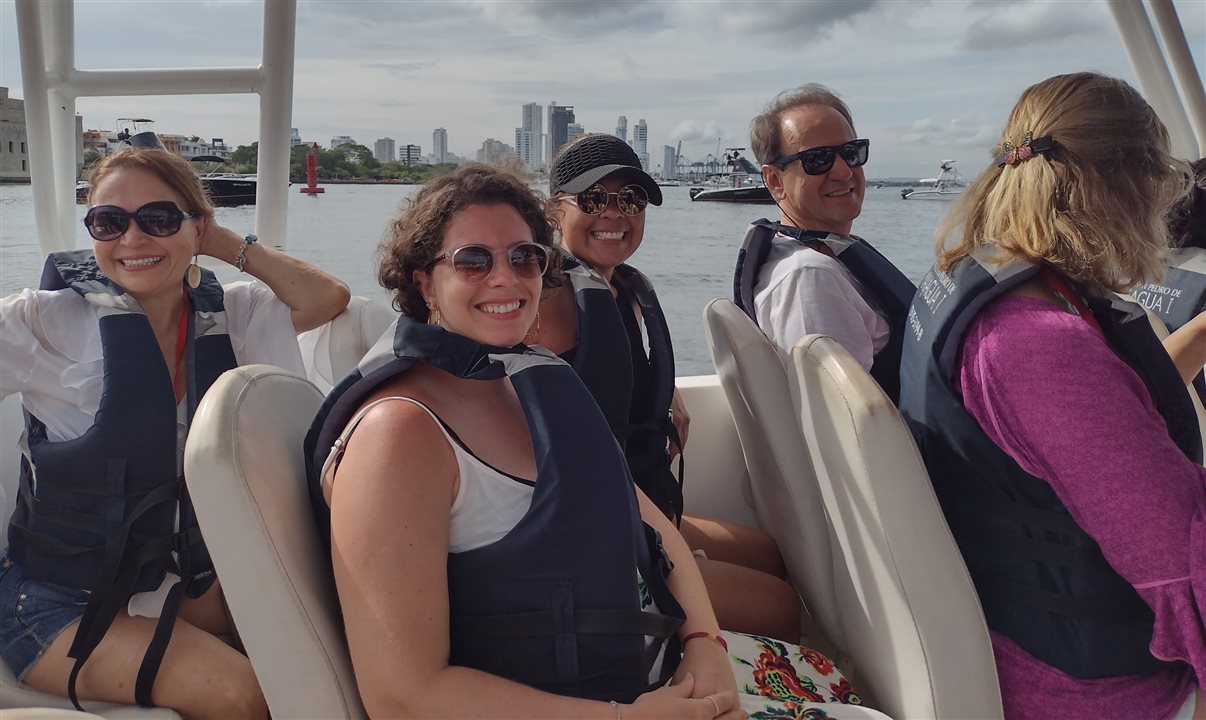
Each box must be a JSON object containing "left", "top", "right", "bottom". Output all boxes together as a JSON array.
[
  {"left": 415, "top": 203, "right": 542, "bottom": 348},
  {"left": 556, "top": 172, "right": 647, "bottom": 281},
  {"left": 764, "top": 104, "right": 865, "bottom": 236},
  {"left": 90, "top": 167, "right": 206, "bottom": 308}
]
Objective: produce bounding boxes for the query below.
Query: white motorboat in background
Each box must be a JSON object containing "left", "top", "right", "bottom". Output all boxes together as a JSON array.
[{"left": 900, "top": 160, "right": 964, "bottom": 200}]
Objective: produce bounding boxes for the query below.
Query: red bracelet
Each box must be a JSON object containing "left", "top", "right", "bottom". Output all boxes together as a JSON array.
[{"left": 682, "top": 631, "right": 728, "bottom": 652}]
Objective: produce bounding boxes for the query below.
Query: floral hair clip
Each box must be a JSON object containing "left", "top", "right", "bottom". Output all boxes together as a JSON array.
[{"left": 996, "top": 131, "right": 1055, "bottom": 167}]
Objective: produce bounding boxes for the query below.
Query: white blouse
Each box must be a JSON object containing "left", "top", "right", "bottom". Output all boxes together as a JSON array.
[{"left": 0, "top": 280, "right": 305, "bottom": 441}]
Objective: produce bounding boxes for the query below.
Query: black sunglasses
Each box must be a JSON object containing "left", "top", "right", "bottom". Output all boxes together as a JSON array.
[
  {"left": 429, "top": 242, "right": 550, "bottom": 283},
  {"left": 774, "top": 139, "right": 870, "bottom": 176},
  {"left": 83, "top": 201, "right": 197, "bottom": 242},
  {"left": 571, "top": 183, "right": 649, "bottom": 216}
]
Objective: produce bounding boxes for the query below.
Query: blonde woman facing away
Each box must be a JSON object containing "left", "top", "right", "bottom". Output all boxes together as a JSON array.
[{"left": 899, "top": 72, "right": 1205, "bottom": 720}]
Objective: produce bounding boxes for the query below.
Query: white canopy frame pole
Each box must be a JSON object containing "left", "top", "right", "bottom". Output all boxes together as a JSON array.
[
  {"left": 256, "top": 1, "right": 297, "bottom": 248},
  {"left": 15, "top": 0, "right": 64, "bottom": 253},
  {"left": 1148, "top": 0, "right": 1206, "bottom": 158},
  {"left": 1107, "top": 0, "right": 1199, "bottom": 159},
  {"left": 44, "top": 0, "right": 78, "bottom": 254},
  {"left": 15, "top": 0, "right": 296, "bottom": 256}
]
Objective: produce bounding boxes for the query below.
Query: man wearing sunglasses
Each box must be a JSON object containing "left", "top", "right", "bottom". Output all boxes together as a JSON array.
[{"left": 734, "top": 84, "right": 915, "bottom": 403}]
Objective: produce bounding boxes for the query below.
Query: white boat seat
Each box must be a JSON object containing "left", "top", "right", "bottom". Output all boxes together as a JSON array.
[
  {"left": 297, "top": 296, "right": 395, "bottom": 393},
  {"left": 701, "top": 299, "right": 843, "bottom": 649},
  {"left": 183, "top": 365, "right": 365, "bottom": 719},
  {"left": 788, "top": 334, "right": 1002, "bottom": 719}
]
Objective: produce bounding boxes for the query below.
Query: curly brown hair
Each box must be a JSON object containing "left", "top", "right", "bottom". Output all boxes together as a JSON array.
[{"left": 378, "top": 164, "right": 561, "bottom": 320}]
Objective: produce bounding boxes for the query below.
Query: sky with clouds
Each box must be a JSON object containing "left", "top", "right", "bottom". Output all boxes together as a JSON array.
[{"left": 1, "top": 0, "right": 1202, "bottom": 178}]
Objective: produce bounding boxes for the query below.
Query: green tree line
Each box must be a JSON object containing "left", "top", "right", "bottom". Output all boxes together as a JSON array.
[{"left": 229, "top": 142, "right": 459, "bottom": 182}]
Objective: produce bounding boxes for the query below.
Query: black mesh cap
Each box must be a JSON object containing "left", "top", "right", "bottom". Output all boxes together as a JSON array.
[{"left": 549, "top": 133, "right": 663, "bottom": 205}]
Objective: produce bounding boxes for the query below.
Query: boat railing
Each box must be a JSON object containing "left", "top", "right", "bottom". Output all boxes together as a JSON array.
[
  {"left": 1107, "top": 0, "right": 1204, "bottom": 159},
  {"left": 16, "top": 0, "right": 297, "bottom": 256}
]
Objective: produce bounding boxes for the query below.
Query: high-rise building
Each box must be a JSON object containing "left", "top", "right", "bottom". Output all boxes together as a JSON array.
[
  {"left": 330, "top": 135, "right": 356, "bottom": 149},
  {"left": 433, "top": 127, "right": 448, "bottom": 164},
  {"left": 633, "top": 119, "right": 649, "bottom": 171},
  {"left": 373, "top": 137, "right": 396, "bottom": 164},
  {"left": 567, "top": 123, "right": 585, "bottom": 145},
  {"left": 289, "top": 128, "right": 303, "bottom": 147},
  {"left": 547, "top": 102, "right": 575, "bottom": 161},
  {"left": 662, "top": 145, "right": 677, "bottom": 179},
  {"left": 516, "top": 102, "right": 543, "bottom": 172},
  {"left": 615, "top": 116, "right": 627, "bottom": 143},
  {"left": 400, "top": 144, "right": 422, "bottom": 165},
  {"left": 476, "top": 137, "right": 517, "bottom": 165}
]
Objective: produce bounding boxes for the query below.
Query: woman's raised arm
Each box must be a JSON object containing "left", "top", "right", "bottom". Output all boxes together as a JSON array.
[{"left": 199, "top": 221, "right": 350, "bottom": 333}]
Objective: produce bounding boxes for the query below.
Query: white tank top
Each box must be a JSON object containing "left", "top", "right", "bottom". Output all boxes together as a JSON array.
[{"left": 330, "top": 396, "right": 534, "bottom": 552}]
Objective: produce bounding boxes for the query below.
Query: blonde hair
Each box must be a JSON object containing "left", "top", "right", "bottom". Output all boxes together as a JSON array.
[
  {"left": 87, "top": 148, "right": 215, "bottom": 218},
  {"left": 935, "top": 72, "right": 1190, "bottom": 292}
]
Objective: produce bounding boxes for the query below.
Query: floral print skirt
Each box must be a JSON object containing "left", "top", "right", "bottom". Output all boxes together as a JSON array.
[{"left": 723, "top": 632, "right": 892, "bottom": 719}]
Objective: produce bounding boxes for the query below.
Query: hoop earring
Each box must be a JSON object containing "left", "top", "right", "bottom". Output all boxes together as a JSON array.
[{"left": 186, "top": 251, "right": 201, "bottom": 289}]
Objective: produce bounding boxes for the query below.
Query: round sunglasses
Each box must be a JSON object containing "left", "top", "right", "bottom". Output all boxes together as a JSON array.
[
  {"left": 429, "top": 242, "right": 550, "bottom": 283},
  {"left": 773, "top": 139, "right": 870, "bottom": 176},
  {"left": 84, "top": 201, "right": 197, "bottom": 241},
  {"left": 570, "top": 183, "right": 649, "bottom": 216}
]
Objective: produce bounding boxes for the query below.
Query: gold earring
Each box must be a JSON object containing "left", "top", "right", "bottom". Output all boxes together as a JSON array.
[
  {"left": 524, "top": 311, "right": 541, "bottom": 344},
  {"left": 186, "top": 251, "right": 201, "bottom": 289},
  {"left": 428, "top": 305, "right": 441, "bottom": 325}
]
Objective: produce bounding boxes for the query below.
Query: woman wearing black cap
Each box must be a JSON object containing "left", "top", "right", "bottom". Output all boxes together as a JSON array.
[{"left": 534, "top": 133, "right": 801, "bottom": 643}]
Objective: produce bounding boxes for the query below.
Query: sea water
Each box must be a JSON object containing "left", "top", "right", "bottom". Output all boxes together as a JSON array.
[{"left": 0, "top": 184, "right": 954, "bottom": 375}]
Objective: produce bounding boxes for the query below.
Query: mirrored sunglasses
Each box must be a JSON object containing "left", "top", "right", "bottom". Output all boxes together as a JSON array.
[
  {"left": 774, "top": 139, "right": 870, "bottom": 176},
  {"left": 573, "top": 183, "right": 649, "bottom": 216},
  {"left": 429, "top": 242, "right": 550, "bottom": 283},
  {"left": 83, "top": 201, "right": 197, "bottom": 241}
]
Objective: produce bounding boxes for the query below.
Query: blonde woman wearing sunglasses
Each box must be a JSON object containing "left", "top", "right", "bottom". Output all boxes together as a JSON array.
[{"left": 0, "top": 147, "right": 348, "bottom": 717}]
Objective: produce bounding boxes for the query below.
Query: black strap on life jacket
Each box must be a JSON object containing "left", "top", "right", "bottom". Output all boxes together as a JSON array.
[
  {"left": 899, "top": 255, "right": 1199, "bottom": 678},
  {"left": 561, "top": 254, "right": 633, "bottom": 440},
  {"left": 611, "top": 264, "right": 683, "bottom": 522},
  {"left": 733, "top": 218, "right": 915, "bottom": 403},
  {"left": 306, "top": 316, "right": 685, "bottom": 700},
  {"left": 10, "top": 250, "right": 231, "bottom": 709}
]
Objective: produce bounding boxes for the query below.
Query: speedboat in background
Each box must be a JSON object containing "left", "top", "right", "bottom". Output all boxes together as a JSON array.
[
  {"left": 689, "top": 148, "right": 774, "bottom": 203},
  {"left": 900, "top": 160, "right": 964, "bottom": 200}
]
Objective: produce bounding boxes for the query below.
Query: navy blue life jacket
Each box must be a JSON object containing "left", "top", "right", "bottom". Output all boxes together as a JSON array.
[
  {"left": 6, "top": 250, "right": 237, "bottom": 708},
  {"left": 899, "top": 253, "right": 1201, "bottom": 679},
  {"left": 561, "top": 255, "right": 683, "bottom": 522},
  {"left": 733, "top": 218, "right": 916, "bottom": 403},
  {"left": 305, "top": 316, "right": 685, "bottom": 701},
  {"left": 1132, "top": 247, "right": 1206, "bottom": 333}
]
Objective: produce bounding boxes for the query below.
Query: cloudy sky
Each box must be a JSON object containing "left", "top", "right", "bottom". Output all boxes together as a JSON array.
[{"left": 1, "top": 0, "right": 1202, "bottom": 178}]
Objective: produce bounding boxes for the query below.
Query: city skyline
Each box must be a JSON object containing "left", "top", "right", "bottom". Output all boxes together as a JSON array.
[{"left": 0, "top": 1, "right": 1202, "bottom": 177}]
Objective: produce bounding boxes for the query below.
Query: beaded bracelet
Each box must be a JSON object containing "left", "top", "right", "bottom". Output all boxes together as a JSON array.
[{"left": 682, "top": 630, "right": 729, "bottom": 652}]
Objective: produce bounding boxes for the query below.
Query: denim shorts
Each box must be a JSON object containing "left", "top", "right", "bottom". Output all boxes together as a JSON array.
[{"left": 0, "top": 551, "right": 89, "bottom": 681}]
